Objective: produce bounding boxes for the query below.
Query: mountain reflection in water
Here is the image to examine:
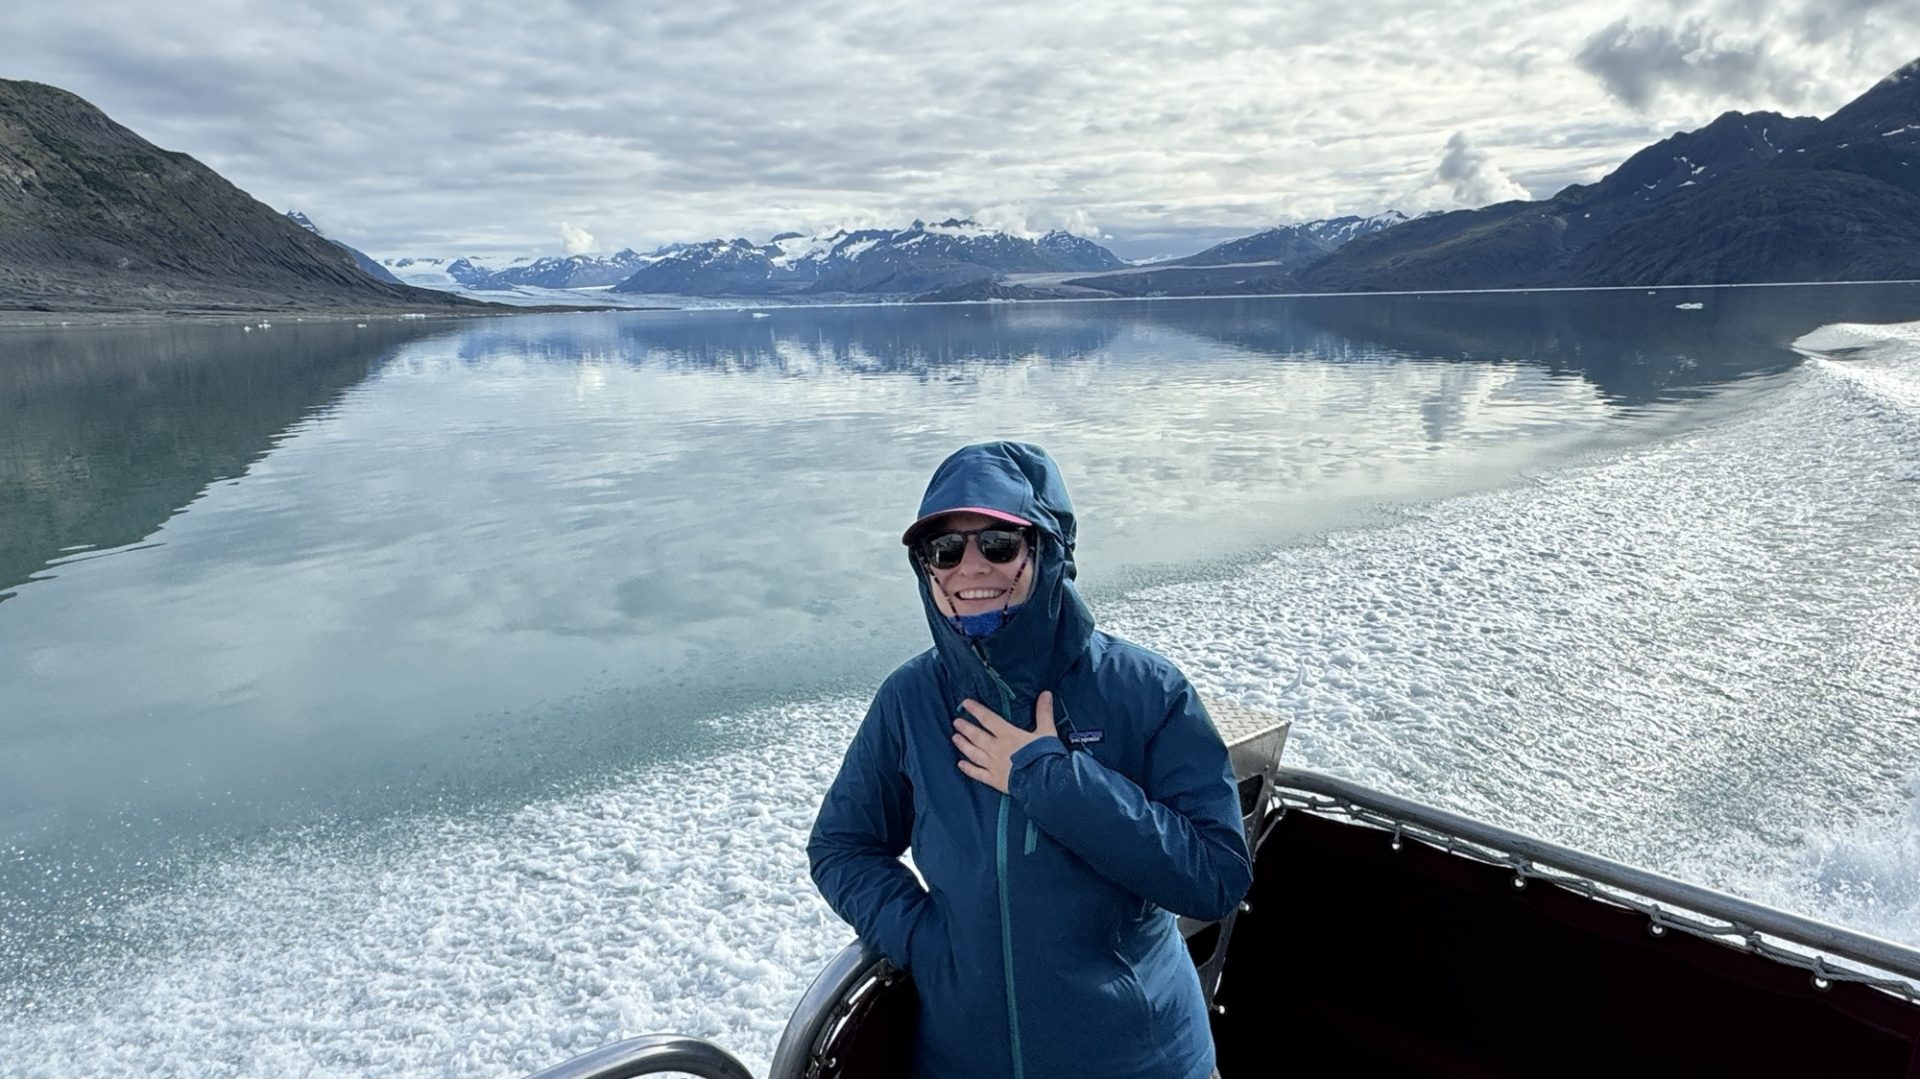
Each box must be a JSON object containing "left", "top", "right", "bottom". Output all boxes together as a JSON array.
[{"left": 8, "top": 285, "right": 1919, "bottom": 606}]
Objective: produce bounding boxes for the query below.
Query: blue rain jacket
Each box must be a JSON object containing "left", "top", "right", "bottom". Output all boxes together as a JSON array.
[{"left": 809, "top": 442, "right": 1253, "bottom": 1079}]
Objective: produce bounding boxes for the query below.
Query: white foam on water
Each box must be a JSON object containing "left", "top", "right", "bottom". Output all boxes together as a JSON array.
[
  {"left": 0, "top": 702, "right": 864, "bottom": 1078},
  {"left": 5, "top": 320, "right": 1919, "bottom": 1074},
  {"left": 1103, "top": 318, "right": 1920, "bottom": 940},
  {"left": 1691, "top": 769, "right": 1920, "bottom": 955},
  {"left": 1794, "top": 320, "right": 1920, "bottom": 354},
  {"left": 1797, "top": 321, "right": 1920, "bottom": 413}
]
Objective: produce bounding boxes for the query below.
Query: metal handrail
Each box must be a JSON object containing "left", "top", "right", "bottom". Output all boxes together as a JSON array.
[
  {"left": 520, "top": 1034, "right": 756, "bottom": 1079},
  {"left": 767, "top": 942, "right": 891, "bottom": 1079},
  {"left": 1277, "top": 766, "right": 1920, "bottom": 986}
]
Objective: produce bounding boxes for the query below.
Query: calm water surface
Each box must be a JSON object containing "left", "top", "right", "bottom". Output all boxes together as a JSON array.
[{"left": 2, "top": 287, "right": 1918, "bottom": 1076}]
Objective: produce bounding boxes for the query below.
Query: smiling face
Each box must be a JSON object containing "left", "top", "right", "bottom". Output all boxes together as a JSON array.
[{"left": 920, "top": 511, "right": 1036, "bottom": 619}]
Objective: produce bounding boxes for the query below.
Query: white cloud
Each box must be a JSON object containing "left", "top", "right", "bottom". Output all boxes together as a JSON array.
[
  {"left": 1402, "top": 132, "right": 1533, "bottom": 213},
  {"left": 964, "top": 205, "right": 1042, "bottom": 238},
  {"left": 0, "top": 0, "right": 1912, "bottom": 261},
  {"left": 559, "top": 221, "right": 596, "bottom": 255},
  {"left": 1052, "top": 208, "right": 1106, "bottom": 240},
  {"left": 1574, "top": 0, "right": 1920, "bottom": 112},
  {"left": 1576, "top": 18, "right": 1789, "bottom": 111},
  {"left": 964, "top": 204, "right": 1105, "bottom": 239}
]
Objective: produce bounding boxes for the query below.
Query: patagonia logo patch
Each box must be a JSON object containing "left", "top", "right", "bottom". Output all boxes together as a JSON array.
[{"left": 1066, "top": 729, "right": 1105, "bottom": 746}]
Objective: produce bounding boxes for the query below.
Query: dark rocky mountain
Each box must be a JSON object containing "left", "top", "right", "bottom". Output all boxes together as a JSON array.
[
  {"left": 468, "top": 248, "right": 656, "bottom": 289},
  {"left": 1169, "top": 212, "right": 1410, "bottom": 268},
  {"left": 610, "top": 219, "right": 1125, "bottom": 297},
  {"left": 1030, "top": 212, "right": 1418, "bottom": 298},
  {"left": 1283, "top": 58, "right": 1920, "bottom": 292},
  {"left": 1567, "top": 111, "right": 1823, "bottom": 208},
  {"left": 0, "top": 79, "right": 481, "bottom": 313},
  {"left": 284, "top": 210, "right": 405, "bottom": 285},
  {"left": 1044, "top": 57, "right": 1920, "bottom": 299},
  {"left": 1569, "top": 59, "right": 1920, "bottom": 286},
  {"left": 1818, "top": 58, "right": 1920, "bottom": 146},
  {"left": 1290, "top": 109, "right": 1828, "bottom": 292}
]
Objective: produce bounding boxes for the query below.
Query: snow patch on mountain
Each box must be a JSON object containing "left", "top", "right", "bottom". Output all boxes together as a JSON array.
[
  {"left": 609, "top": 219, "right": 1123, "bottom": 297},
  {"left": 378, "top": 255, "right": 522, "bottom": 289},
  {"left": 1169, "top": 211, "right": 1411, "bottom": 269}
]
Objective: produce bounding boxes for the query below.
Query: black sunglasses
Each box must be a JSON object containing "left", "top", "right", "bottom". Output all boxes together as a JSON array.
[{"left": 918, "top": 527, "right": 1031, "bottom": 570}]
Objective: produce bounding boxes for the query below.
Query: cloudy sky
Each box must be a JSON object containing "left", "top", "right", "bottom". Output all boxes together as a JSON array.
[{"left": 3, "top": 0, "right": 1915, "bottom": 260}]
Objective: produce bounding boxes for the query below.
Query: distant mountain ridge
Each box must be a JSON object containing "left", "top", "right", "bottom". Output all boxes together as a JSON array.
[
  {"left": 1168, "top": 211, "right": 1411, "bottom": 268},
  {"left": 1288, "top": 109, "right": 1836, "bottom": 292},
  {"left": 610, "top": 218, "right": 1125, "bottom": 297},
  {"left": 0, "top": 79, "right": 480, "bottom": 313},
  {"left": 379, "top": 255, "right": 527, "bottom": 289},
  {"left": 284, "top": 211, "right": 405, "bottom": 285},
  {"left": 1564, "top": 59, "right": 1920, "bottom": 287},
  {"left": 376, "top": 244, "right": 715, "bottom": 293},
  {"left": 16, "top": 55, "right": 1911, "bottom": 315},
  {"left": 1212, "top": 58, "right": 1918, "bottom": 295},
  {"left": 467, "top": 248, "right": 660, "bottom": 290}
]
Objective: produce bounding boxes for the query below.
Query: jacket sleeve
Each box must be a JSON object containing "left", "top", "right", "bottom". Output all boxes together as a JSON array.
[
  {"left": 807, "top": 692, "right": 933, "bottom": 970},
  {"left": 1005, "top": 679, "right": 1252, "bottom": 921}
]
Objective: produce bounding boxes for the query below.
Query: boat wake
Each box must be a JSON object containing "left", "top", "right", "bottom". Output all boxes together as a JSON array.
[{"left": 1111, "top": 317, "right": 1920, "bottom": 945}]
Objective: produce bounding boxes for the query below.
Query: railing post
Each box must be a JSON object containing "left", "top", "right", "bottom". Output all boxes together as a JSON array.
[{"left": 521, "top": 1034, "right": 757, "bottom": 1079}]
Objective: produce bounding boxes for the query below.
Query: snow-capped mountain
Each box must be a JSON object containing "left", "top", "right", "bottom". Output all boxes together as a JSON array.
[
  {"left": 1036, "top": 229, "right": 1127, "bottom": 268},
  {"left": 379, "top": 255, "right": 530, "bottom": 289},
  {"left": 1170, "top": 212, "right": 1409, "bottom": 268},
  {"left": 378, "top": 245, "right": 677, "bottom": 293},
  {"left": 612, "top": 219, "right": 1125, "bottom": 297},
  {"left": 611, "top": 236, "right": 812, "bottom": 296},
  {"left": 283, "top": 210, "right": 405, "bottom": 285},
  {"left": 463, "top": 248, "right": 660, "bottom": 290}
]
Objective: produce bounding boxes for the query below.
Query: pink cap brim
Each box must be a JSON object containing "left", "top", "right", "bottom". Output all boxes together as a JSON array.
[{"left": 902, "top": 506, "right": 1034, "bottom": 544}]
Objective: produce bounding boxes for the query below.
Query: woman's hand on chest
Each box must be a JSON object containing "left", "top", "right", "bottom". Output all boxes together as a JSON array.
[{"left": 951, "top": 691, "right": 1059, "bottom": 794}]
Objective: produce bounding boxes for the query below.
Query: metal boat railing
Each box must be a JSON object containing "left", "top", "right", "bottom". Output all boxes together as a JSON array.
[
  {"left": 518, "top": 707, "right": 1920, "bottom": 1077},
  {"left": 764, "top": 943, "right": 895, "bottom": 1079},
  {"left": 1276, "top": 766, "right": 1920, "bottom": 998},
  {"left": 521, "top": 1034, "right": 755, "bottom": 1079}
]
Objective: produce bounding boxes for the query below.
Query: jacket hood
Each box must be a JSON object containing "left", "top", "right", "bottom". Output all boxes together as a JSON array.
[{"left": 905, "top": 442, "right": 1096, "bottom": 703}]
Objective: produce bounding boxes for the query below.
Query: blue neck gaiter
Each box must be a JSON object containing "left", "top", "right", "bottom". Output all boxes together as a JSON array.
[{"left": 950, "top": 604, "right": 1024, "bottom": 639}]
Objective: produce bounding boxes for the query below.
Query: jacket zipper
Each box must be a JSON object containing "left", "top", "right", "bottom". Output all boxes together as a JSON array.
[{"left": 974, "top": 646, "right": 1026, "bottom": 1079}]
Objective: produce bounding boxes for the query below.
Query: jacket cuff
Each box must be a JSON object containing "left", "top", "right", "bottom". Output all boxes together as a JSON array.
[{"left": 1010, "top": 736, "right": 1067, "bottom": 771}]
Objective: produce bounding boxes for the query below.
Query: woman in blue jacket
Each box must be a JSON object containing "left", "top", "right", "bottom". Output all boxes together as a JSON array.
[{"left": 808, "top": 441, "right": 1252, "bottom": 1079}]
